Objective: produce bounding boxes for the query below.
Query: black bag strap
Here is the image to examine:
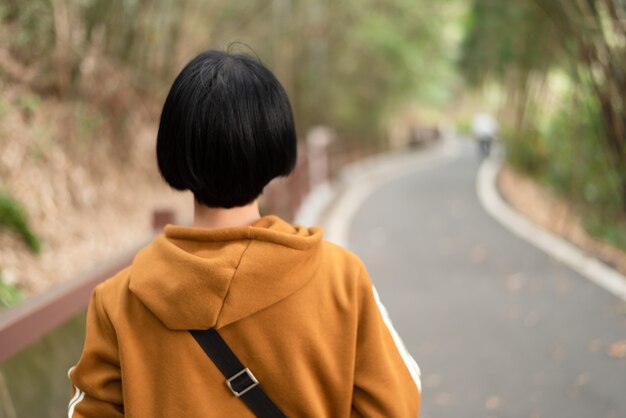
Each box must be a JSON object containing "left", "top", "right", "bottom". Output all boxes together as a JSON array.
[{"left": 190, "top": 328, "right": 287, "bottom": 418}]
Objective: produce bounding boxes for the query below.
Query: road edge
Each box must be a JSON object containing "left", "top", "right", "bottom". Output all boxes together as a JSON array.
[
  {"left": 477, "top": 157, "right": 626, "bottom": 302},
  {"left": 295, "top": 138, "right": 460, "bottom": 247}
]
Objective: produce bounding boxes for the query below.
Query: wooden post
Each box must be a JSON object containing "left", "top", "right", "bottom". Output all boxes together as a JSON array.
[{"left": 306, "top": 126, "right": 334, "bottom": 191}]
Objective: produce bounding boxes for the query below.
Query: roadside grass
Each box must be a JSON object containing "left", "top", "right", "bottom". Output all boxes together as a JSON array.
[
  {"left": 0, "top": 271, "right": 24, "bottom": 308},
  {"left": 501, "top": 95, "right": 626, "bottom": 258},
  {"left": 0, "top": 191, "right": 41, "bottom": 254},
  {"left": 583, "top": 215, "right": 626, "bottom": 254}
]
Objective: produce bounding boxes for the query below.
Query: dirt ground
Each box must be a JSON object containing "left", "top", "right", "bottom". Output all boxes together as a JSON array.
[
  {"left": 0, "top": 82, "right": 193, "bottom": 297},
  {"left": 498, "top": 165, "right": 626, "bottom": 275}
]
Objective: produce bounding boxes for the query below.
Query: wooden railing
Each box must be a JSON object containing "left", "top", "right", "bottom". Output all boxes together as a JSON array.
[
  {"left": 0, "top": 130, "right": 341, "bottom": 363},
  {"left": 0, "top": 219, "right": 161, "bottom": 363}
]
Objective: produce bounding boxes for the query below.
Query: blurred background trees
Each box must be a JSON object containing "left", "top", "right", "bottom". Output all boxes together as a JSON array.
[
  {"left": 0, "top": 0, "right": 462, "bottom": 140},
  {"left": 459, "top": 0, "right": 626, "bottom": 249},
  {"left": 0, "top": 0, "right": 625, "bottom": 283},
  {"left": 3, "top": 3, "right": 626, "bottom": 416},
  {"left": 0, "top": 0, "right": 464, "bottom": 300}
]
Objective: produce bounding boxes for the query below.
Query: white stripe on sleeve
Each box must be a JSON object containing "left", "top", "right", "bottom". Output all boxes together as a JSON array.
[
  {"left": 372, "top": 285, "right": 422, "bottom": 392},
  {"left": 68, "top": 385, "right": 85, "bottom": 417},
  {"left": 67, "top": 367, "right": 85, "bottom": 417},
  {"left": 68, "top": 385, "right": 81, "bottom": 410}
]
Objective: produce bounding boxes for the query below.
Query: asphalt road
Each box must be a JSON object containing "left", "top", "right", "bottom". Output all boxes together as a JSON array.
[{"left": 347, "top": 141, "right": 626, "bottom": 418}]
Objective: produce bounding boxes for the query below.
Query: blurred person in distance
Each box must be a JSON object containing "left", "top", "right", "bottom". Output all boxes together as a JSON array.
[
  {"left": 67, "top": 49, "right": 421, "bottom": 417},
  {"left": 472, "top": 112, "right": 498, "bottom": 157}
]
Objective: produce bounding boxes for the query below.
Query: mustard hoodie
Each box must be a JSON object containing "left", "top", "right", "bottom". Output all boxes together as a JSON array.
[{"left": 68, "top": 215, "right": 421, "bottom": 417}]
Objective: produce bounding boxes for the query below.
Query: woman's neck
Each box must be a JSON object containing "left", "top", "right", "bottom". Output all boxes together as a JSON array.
[{"left": 192, "top": 199, "right": 261, "bottom": 229}]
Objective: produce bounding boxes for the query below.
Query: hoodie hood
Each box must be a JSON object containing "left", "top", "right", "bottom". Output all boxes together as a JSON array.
[{"left": 129, "top": 215, "right": 323, "bottom": 330}]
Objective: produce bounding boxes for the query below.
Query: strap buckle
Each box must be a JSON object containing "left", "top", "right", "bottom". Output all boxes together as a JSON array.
[{"left": 226, "top": 368, "right": 259, "bottom": 397}]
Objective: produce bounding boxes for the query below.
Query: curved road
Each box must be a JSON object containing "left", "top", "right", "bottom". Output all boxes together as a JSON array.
[{"left": 345, "top": 141, "right": 626, "bottom": 418}]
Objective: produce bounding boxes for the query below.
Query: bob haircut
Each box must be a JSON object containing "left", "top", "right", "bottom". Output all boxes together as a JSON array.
[{"left": 156, "top": 50, "right": 297, "bottom": 208}]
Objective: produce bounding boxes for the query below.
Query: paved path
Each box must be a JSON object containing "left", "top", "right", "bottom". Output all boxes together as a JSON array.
[{"left": 342, "top": 141, "right": 626, "bottom": 418}]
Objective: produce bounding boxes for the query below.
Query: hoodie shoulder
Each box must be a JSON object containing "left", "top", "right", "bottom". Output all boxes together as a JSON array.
[
  {"left": 320, "top": 239, "right": 366, "bottom": 271},
  {"left": 93, "top": 265, "right": 133, "bottom": 321},
  {"left": 318, "top": 239, "right": 370, "bottom": 297}
]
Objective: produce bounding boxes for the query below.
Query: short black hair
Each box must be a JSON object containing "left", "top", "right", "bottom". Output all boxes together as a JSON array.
[{"left": 156, "top": 50, "right": 297, "bottom": 208}]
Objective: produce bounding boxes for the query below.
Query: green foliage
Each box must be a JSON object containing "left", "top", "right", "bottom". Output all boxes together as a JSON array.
[
  {"left": 502, "top": 90, "right": 626, "bottom": 250},
  {"left": 542, "top": 95, "right": 624, "bottom": 215},
  {"left": 19, "top": 92, "right": 42, "bottom": 115},
  {"left": 459, "top": 0, "right": 562, "bottom": 87},
  {"left": 510, "top": 93, "right": 623, "bottom": 215},
  {"left": 0, "top": 191, "right": 41, "bottom": 254},
  {"left": 500, "top": 124, "right": 546, "bottom": 176},
  {"left": 461, "top": 0, "right": 626, "bottom": 254},
  {"left": 460, "top": 0, "right": 626, "bottom": 212},
  {"left": 74, "top": 103, "right": 103, "bottom": 142},
  {"left": 456, "top": 117, "right": 472, "bottom": 136},
  {"left": 0, "top": 271, "right": 24, "bottom": 308},
  {"left": 320, "top": 0, "right": 461, "bottom": 138},
  {"left": 2, "top": 0, "right": 463, "bottom": 144},
  {"left": 2, "top": 0, "right": 54, "bottom": 64},
  {"left": 583, "top": 215, "right": 626, "bottom": 253}
]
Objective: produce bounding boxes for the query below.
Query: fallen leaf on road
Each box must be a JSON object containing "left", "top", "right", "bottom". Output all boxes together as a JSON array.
[
  {"left": 436, "top": 239, "right": 455, "bottom": 256},
  {"left": 607, "top": 340, "right": 626, "bottom": 358},
  {"left": 485, "top": 395, "right": 501, "bottom": 411},
  {"left": 433, "top": 392, "right": 454, "bottom": 406},
  {"left": 567, "top": 385, "right": 580, "bottom": 400},
  {"left": 424, "top": 374, "right": 442, "bottom": 389},
  {"left": 429, "top": 219, "right": 445, "bottom": 233},
  {"left": 575, "top": 373, "right": 588, "bottom": 386},
  {"left": 469, "top": 245, "right": 487, "bottom": 263},
  {"left": 555, "top": 279, "right": 569, "bottom": 296},
  {"left": 588, "top": 338, "right": 602, "bottom": 353},
  {"left": 506, "top": 273, "right": 525, "bottom": 291},
  {"left": 552, "top": 345, "right": 567, "bottom": 362},
  {"left": 507, "top": 304, "right": 523, "bottom": 320}
]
